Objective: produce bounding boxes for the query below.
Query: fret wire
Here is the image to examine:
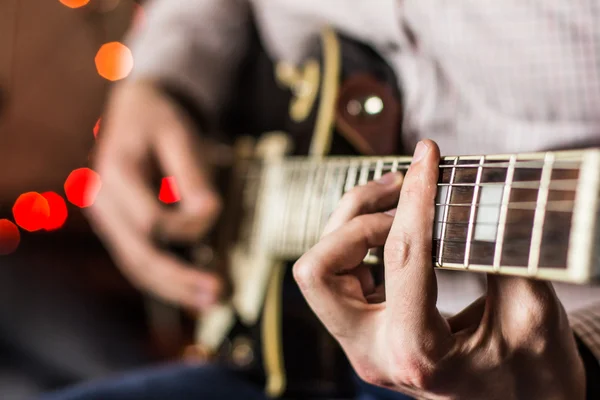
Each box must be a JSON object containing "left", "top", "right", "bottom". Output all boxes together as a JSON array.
[
  {"left": 299, "top": 164, "right": 316, "bottom": 253},
  {"left": 344, "top": 162, "right": 358, "bottom": 192},
  {"left": 252, "top": 162, "right": 272, "bottom": 250},
  {"left": 318, "top": 164, "right": 337, "bottom": 239},
  {"left": 316, "top": 163, "right": 334, "bottom": 242},
  {"left": 270, "top": 164, "right": 281, "bottom": 253},
  {"left": 358, "top": 160, "right": 370, "bottom": 185},
  {"left": 464, "top": 156, "right": 485, "bottom": 268},
  {"left": 289, "top": 163, "right": 304, "bottom": 254},
  {"left": 327, "top": 163, "right": 347, "bottom": 235},
  {"left": 314, "top": 165, "right": 327, "bottom": 249},
  {"left": 287, "top": 163, "right": 302, "bottom": 254},
  {"left": 493, "top": 155, "right": 516, "bottom": 271},
  {"left": 302, "top": 164, "right": 316, "bottom": 252},
  {"left": 279, "top": 163, "right": 295, "bottom": 254},
  {"left": 374, "top": 160, "right": 384, "bottom": 180},
  {"left": 438, "top": 157, "right": 459, "bottom": 265},
  {"left": 307, "top": 165, "right": 327, "bottom": 250},
  {"left": 272, "top": 164, "right": 287, "bottom": 253},
  {"left": 271, "top": 152, "right": 584, "bottom": 257},
  {"left": 527, "top": 153, "right": 555, "bottom": 275}
]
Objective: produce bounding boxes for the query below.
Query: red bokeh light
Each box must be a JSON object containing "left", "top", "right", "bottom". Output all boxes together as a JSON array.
[
  {"left": 12, "top": 192, "right": 50, "bottom": 232},
  {"left": 64, "top": 168, "right": 102, "bottom": 208},
  {"left": 93, "top": 118, "right": 101, "bottom": 138},
  {"left": 59, "top": 0, "right": 90, "bottom": 8},
  {"left": 41, "top": 192, "right": 69, "bottom": 231},
  {"left": 159, "top": 177, "right": 180, "bottom": 204},
  {"left": 95, "top": 42, "right": 134, "bottom": 81},
  {"left": 0, "top": 219, "right": 20, "bottom": 255}
]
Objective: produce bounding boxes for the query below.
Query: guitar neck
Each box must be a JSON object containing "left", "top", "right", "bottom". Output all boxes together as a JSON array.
[{"left": 247, "top": 148, "right": 600, "bottom": 283}]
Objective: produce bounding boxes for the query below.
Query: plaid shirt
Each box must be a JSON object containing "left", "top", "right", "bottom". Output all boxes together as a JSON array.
[{"left": 131, "top": 0, "right": 600, "bottom": 360}]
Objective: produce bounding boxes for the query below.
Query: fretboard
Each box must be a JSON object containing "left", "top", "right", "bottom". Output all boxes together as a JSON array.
[{"left": 246, "top": 148, "right": 600, "bottom": 283}]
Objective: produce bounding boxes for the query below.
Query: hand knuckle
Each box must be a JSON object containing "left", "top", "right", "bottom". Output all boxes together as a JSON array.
[
  {"left": 384, "top": 231, "right": 412, "bottom": 269},
  {"left": 388, "top": 351, "right": 437, "bottom": 390},
  {"left": 353, "top": 362, "right": 390, "bottom": 388},
  {"left": 350, "top": 215, "right": 381, "bottom": 242},
  {"left": 339, "top": 189, "right": 364, "bottom": 211},
  {"left": 292, "top": 257, "right": 318, "bottom": 290}
]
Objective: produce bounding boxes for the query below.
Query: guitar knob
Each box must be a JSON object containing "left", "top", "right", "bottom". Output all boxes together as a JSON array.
[
  {"left": 346, "top": 95, "right": 384, "bottom": 118},
  {"left": 230, "top": 336, "right": 255, "bottom": 367}
]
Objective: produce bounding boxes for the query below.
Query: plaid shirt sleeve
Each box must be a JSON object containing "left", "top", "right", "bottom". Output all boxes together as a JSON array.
[{"left": 570, "top": 303, "right": 600, "bottom": 361}]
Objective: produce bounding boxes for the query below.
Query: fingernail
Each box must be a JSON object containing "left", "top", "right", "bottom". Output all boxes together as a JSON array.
[
  {"left": 412, "top": 141, "right": 429, "bottom": 164},
  {"left": 376, "top": 172, "right": 402, "bottom": 185},
  {"left": 385, "top": 208, "right": 397, "bottom": 216}
]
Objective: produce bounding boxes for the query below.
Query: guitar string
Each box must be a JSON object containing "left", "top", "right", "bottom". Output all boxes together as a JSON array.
[
  {"left": 264, "top": 160, "right": 582, "bottom": 169},
  {"left": 245, "top": 160, "right": 584, "bottom": 271},
  {"left": 248, "top": 159, "right": 588, "bottom": 242},
  {"left": 253, "top": 170, "right": 583, "bottom": 188}
]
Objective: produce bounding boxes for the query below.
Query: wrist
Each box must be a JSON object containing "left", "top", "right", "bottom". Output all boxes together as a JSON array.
[{"left": 115, "top": 77, "right": 209, "bottom": 135}]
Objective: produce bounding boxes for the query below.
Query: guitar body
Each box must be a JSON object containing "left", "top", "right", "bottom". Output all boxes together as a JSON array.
[
  {"left": 186, "top": 19, "right": 600, "bottom": 399},
  {"left": 192, "top": 26, "right": 404, "bottom": 399}
]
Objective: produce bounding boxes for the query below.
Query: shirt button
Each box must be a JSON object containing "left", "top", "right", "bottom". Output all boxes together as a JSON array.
[{"left": 383, "top": 41, "right": 401, "bottom": 54}]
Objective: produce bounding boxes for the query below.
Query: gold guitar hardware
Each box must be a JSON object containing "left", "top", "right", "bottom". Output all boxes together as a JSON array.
[{"left": 275, "top": 60, "right": 320, "bottom": 123}]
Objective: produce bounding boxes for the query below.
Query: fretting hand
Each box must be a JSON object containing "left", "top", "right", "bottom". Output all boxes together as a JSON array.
[{"left": 293, "top": 140, "right": 585, "bottom": 399}]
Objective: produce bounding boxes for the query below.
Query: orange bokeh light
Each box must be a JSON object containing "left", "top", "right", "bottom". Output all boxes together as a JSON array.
[
  {"left": 12, "top": 192, "right": 50, "bottom": 232},
  {"left": 93, "top": 118, "right": 101, "bottom": 138},
  {"left": 95, "top": 42, "right": 134, "bottom": 81},
  {"left": 41, "top": 192, "right": 69, "bottom": 231},
  {"left": 59, "top": 0, "right": 90, "bottom": 8},
  {"left": 0, "top": 220, "right": 20, "bottom": 255},
  {"left": 159, "top": 177, "right": 180, "bottom": 204},
  {"left": 64, "top": 168, "right": 102, "bottom": 208}
]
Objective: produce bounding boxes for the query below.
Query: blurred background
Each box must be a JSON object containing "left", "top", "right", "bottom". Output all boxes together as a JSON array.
[{"left": 0, "top": 1, "right": 192, "bottom": 398}]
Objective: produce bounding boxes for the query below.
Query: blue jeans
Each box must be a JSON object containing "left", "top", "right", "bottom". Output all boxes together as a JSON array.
[{"left": 39, "top": 363, "right": 413, "bottom": 400}]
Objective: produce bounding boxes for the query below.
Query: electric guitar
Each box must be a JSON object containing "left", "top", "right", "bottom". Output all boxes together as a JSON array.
[{"left": 183, "top": 27, "right": 600, "bottom": 399}]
